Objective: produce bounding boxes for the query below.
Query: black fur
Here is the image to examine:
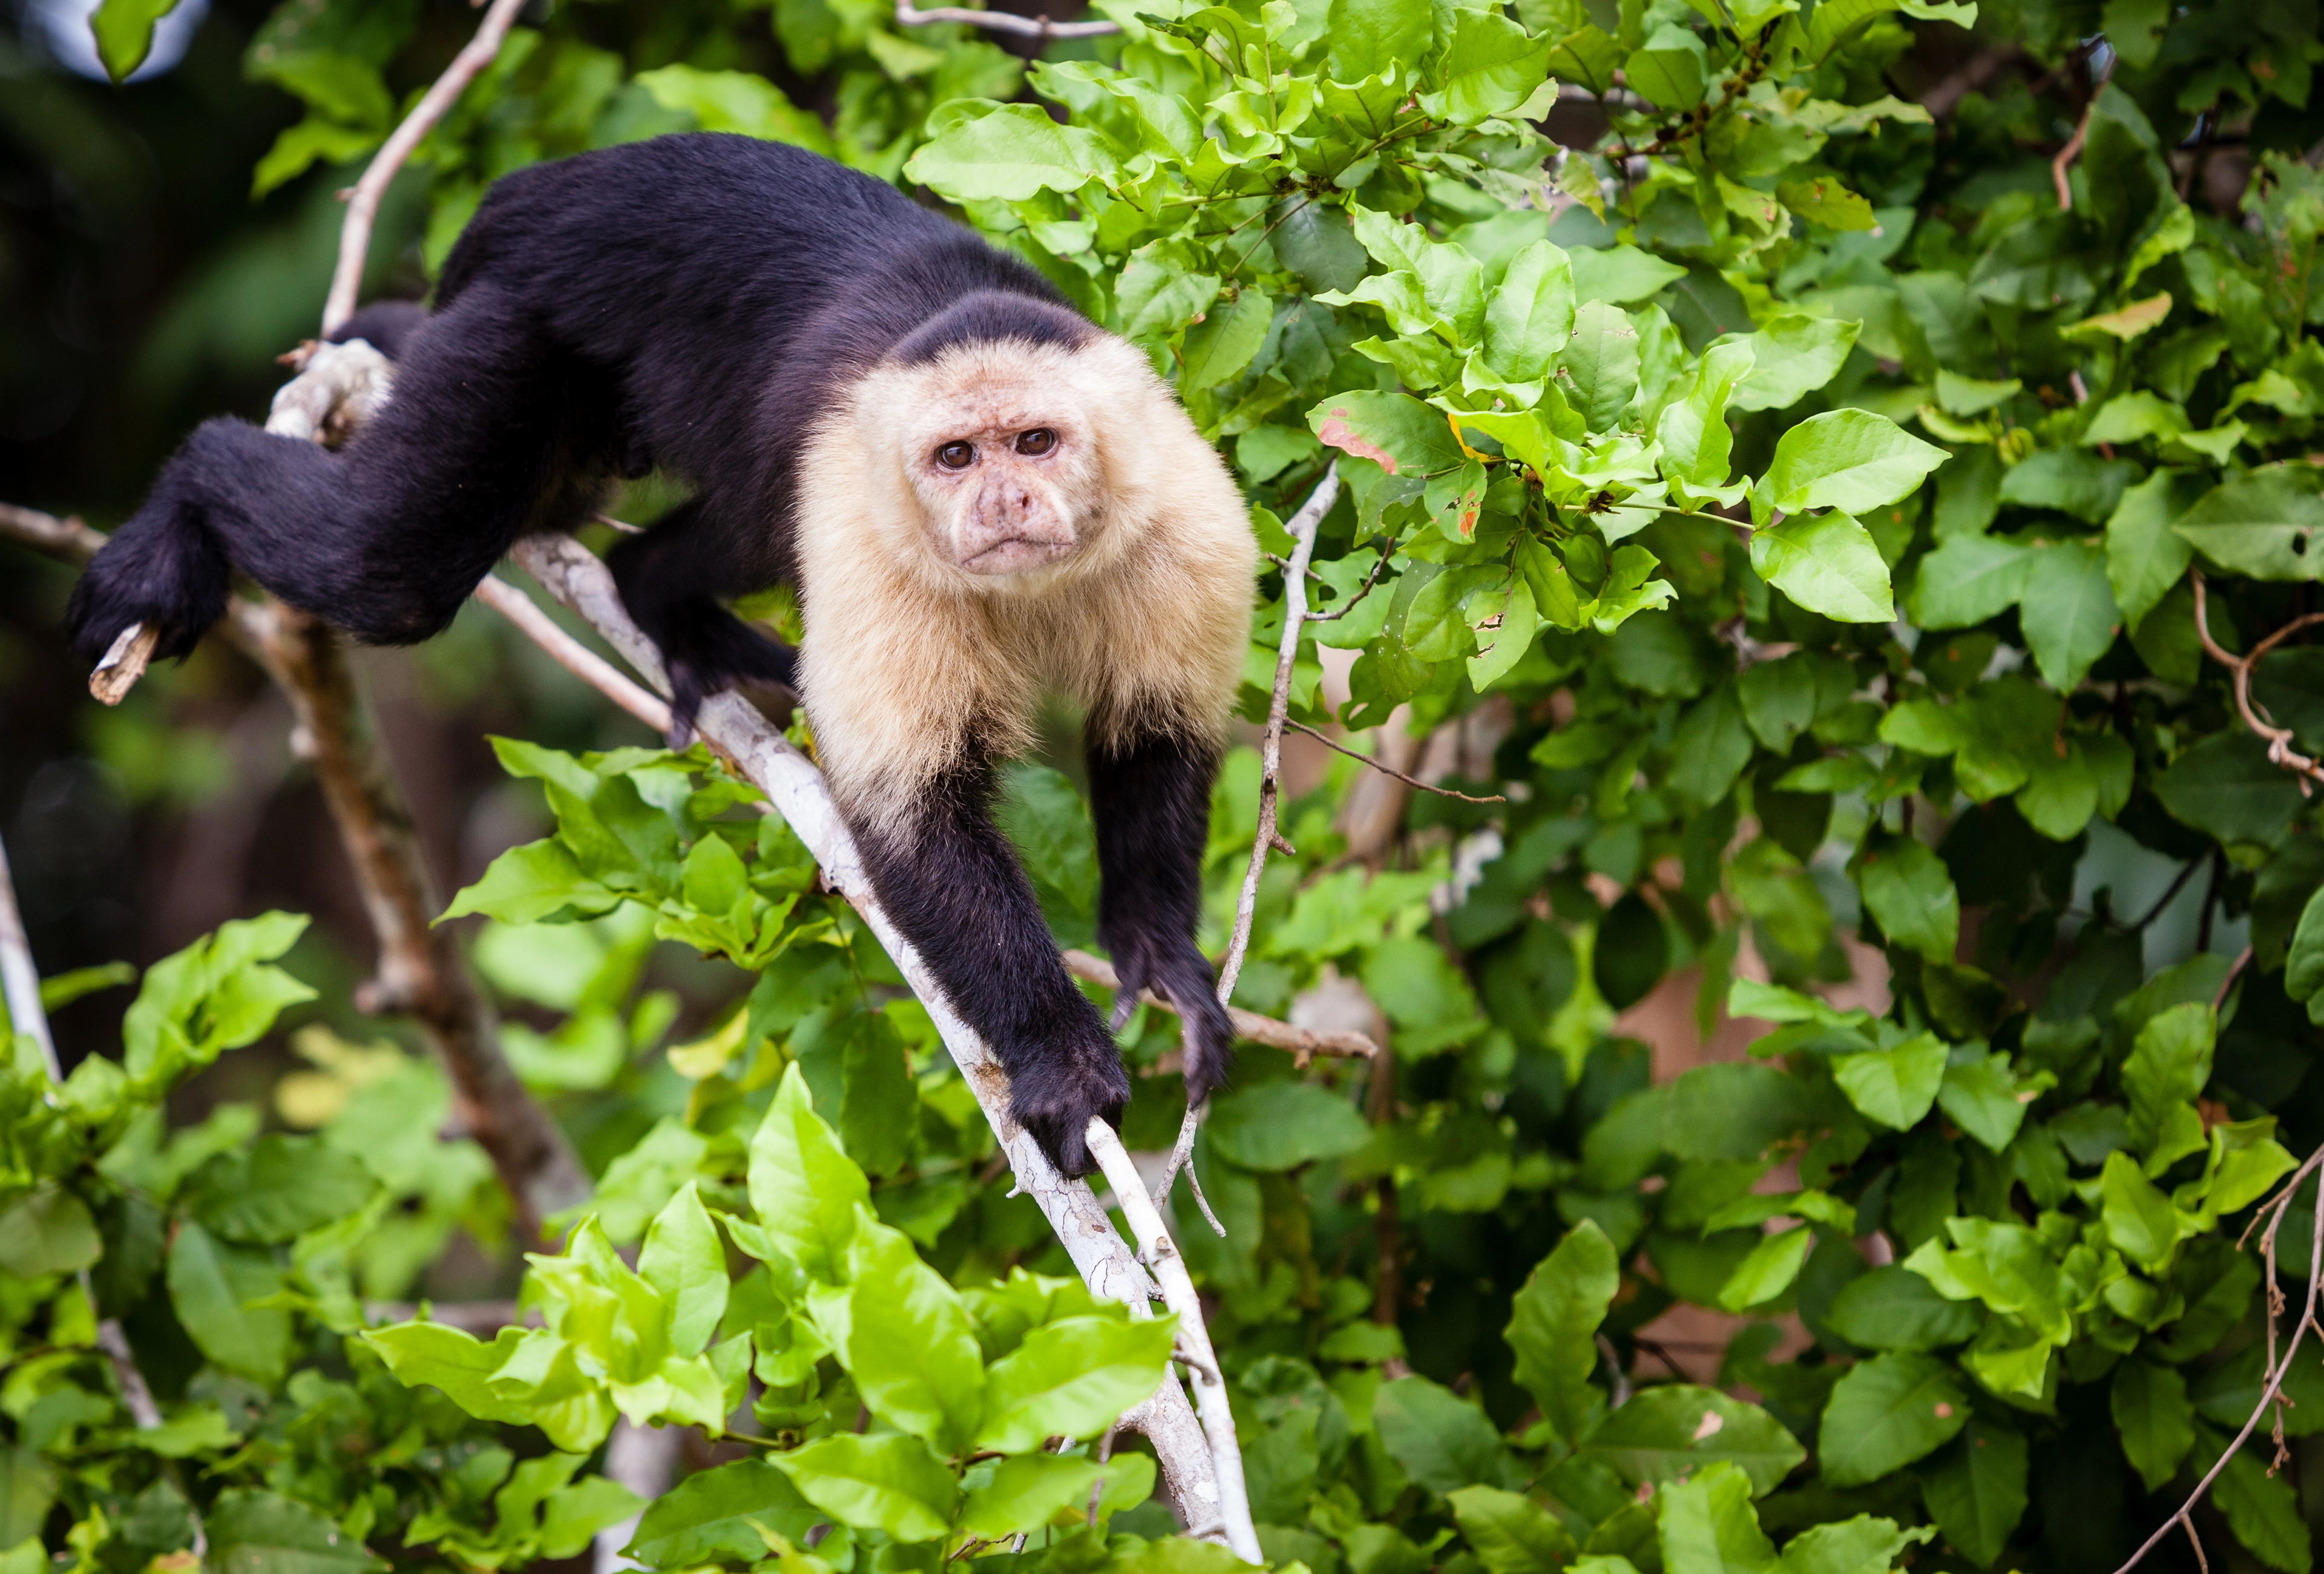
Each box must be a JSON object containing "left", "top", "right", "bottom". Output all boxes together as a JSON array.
[{"left": 64, "top": 133, "right": 1216, "bottom": 1175}]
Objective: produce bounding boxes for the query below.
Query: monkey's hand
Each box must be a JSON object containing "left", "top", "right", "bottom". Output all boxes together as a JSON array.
[
  {"left": 1008, "top": 1032, "right": 1131, "bottom": 1178},
  {"left": 1105, "top": 930, "right": 1236, "bottom": 1110}
]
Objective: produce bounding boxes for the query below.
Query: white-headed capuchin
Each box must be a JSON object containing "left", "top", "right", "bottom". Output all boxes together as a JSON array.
[{"left": 66, "top": 133, "right": 1257, "bottom": 1176}]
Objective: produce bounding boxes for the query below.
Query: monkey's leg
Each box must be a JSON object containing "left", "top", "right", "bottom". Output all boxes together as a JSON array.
[
  {"left": 68, "top": 283, "right": 577, "bottom": 664},
  {"left": 1088, "top": 729, "right": 1236, "bottom": 1105},
  {"left": 849, "top": 754, "right": 1130, "bottom": 1176},
  {"left": 605, "top": 499, "right": 797, "bottom": 746}
]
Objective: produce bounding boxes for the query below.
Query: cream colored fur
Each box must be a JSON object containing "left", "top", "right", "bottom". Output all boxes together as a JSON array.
[{"left": 793, "top": 332, "right": 1256, "bottom": 830}]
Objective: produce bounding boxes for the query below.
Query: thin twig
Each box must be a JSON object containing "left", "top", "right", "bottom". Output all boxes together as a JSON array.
[
  {"left": 1215, "top": 464, "right": 1338, "bottom": 1009},
  {"left": 1285, "top": 720, "right": 1505, "bottom": 803},
  {"left": 893, "top": 0, "right": 1119, "bottom": 36},
  {"left": 2214, "top": 946, "right": 2253, "bottom": 1011},
  {"left": 2190, "top": 570, "right": 2324, "bottom": 794},
  {"left": 471, "top": 576, "right": 672, "bottom": 734},
  {"left": 1302, "top": 543, "right": 1393, "bottom": 622},
  {"left": 2110, "top": 1148, "right": 2324, "bottom": 1574},
  {"left": 1149, "top": 1105, "right": 1224, "bottom": 1235},
  {"left": 323, "top": 0, "right": 532, "bottom": 334},
  {"left": 1086, "top": 1120, "right": 1261, "bottom": 1563},
  {"left": 2052, "top": 55, "right": 2117, "bottom": 212},
  {"left": 1062, "top": 948, "right": 1377, "bottom": 1066},
  {"left": 0, "top": 833, "right": 59, "bottom": 1082}
]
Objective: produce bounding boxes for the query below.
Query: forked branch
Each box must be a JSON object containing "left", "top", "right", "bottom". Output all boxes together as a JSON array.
[{"left": 2190, "top": 568, "right": 2324, "bottom": 794}]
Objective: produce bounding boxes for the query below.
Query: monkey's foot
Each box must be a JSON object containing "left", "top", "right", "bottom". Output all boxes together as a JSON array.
[{"left": 1008, "top": 1038, "right": 1132, "bottom": 1177}]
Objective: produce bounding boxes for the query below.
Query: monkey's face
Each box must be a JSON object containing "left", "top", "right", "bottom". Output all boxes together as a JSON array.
[{"left": 893, "top": 366, "right": 1106, "bottom": 584}]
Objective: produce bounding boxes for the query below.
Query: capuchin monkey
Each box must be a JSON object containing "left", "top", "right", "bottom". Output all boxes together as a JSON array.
[{"left": 65, "top": 133, "right": 1257, "bottom": 1176}]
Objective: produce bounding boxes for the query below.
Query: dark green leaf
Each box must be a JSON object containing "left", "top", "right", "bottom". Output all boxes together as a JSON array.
[{"left": 1816, "top": 1354, "right": 1967, "bottom": 1486}]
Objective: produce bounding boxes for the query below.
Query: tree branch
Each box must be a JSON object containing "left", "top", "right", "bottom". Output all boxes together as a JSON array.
[
  {"left": 0, "top": 832, "right": 60, "bottom": 1082},
  {"left": 507, "top": 533, "right": 1256, "bottom": 1557},
  {"left": 892, "top": 1, "right": 1120, "bottom": 38},
  {"left": 323, "top": 0, "right": 533, "bottom": 335},
  {"left": 2190, "top": 569, "right": 2324, "bottom": 794},
  {"left": 1284, "top": 719, "right": 1505, "bottom": 804},
  {"left": 1060, "top": 948, "right": 1376, "bottom": 1068}
]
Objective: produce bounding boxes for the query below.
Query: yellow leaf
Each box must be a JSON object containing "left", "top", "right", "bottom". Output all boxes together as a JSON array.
[{"left": 2064, "top": 292, "right": 2173, "bottom": 341}]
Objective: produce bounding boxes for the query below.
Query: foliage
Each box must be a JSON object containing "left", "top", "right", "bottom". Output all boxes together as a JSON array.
[{"left": 13, "top": 2, "right": 2324, "bottom": 1574}]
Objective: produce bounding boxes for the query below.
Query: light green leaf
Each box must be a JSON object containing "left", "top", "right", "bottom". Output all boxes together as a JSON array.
[
  {"left": 959, "top": 1453, "right": 1107, "bottom": 1538},
  {"left": 443, "top": 840, "right": 621, "bottom": 925},
  {"left": 1732, "top": 315, "right": 1859, "bottom": 412},
  {"left": 638, "top": 1183, "right": 728, "bottom": 1358},
  {"left": 2100, "top": 1151, "right": 2184, "bottom": 1268},
  {"left": 1777, "top": 1516, "right": 1932, "bottom": 1574},
  {"left": 1181, "top": 290, "right": 1273, "bottom": 392},
  {"left": 634, "top": 65, "right": 833, "bottom": 153},
  {"left": 89, "top": 0, "right": 180, "bottom": 81},
  {"left": 1831, "top": 1033, "right": 1949, "bottom": 1130},
  {"left": 836, "top": 1221, "right": 985, "bottom": 1452},
  {"left": 1854, "top": 838, "right": 1959, "bottom": 963},
  {"left": 1909, "top": 534, "right": 2032, "bottom": 629},
  {"left": 1569, "top": 245, "right": 1687, "bottom": 306},
  {"left": 1716, "top": 1225, "right": 1814, "bottom": 1312},
  {"left": 1206, "top": 1081, "right": 1370, "bottom": 1170},
  {"left": 1310, "top": 391, "right": 1467, "bottom": 477},
  {"left": 771, "top": 1434, "right": 956, "bottom": 1543},
  {"left": 204, "top": 1490, "right": 388, "bottom": 1574},
  {"left": 1658, "top": 1464, "right": 1775, "bottom": 1574},
  {"left": 1936, "top": 1050, "right": 2039, "bottom": 1152},
  {"left": 1580, "top": 1387, "right": 1806, "bottom": 1495},
  {"left": 1485, "top": 242, "right": 1577, "bottom": 383},
  {"left": 975, "top": 1314, "right": 1177, "bottom": 1454},
  {"left": 903, "top": 102, "right": 1108, "bottom": 199},
  {"left": 1558, "top": 301, "right": 1641, "bottom": 430},
  {"left": 1750, "top": 512, "right": 1894, "bottom": 622},
  {"left": 1659, "top": 340, "right": 1755, "bottom": 487},
  {"left": 1451, "top": 1485, "right": 1578, "bottom": 1574},
  {"left": 0, "top": 1184, "right": 102, "bottom": 1278},
  {"left": 746, "top": 1064, "right": 867, "bottom": 1282},
  {"left": 623, "top": 1458, "right": 821, "bottom": 1568},
  {"left": 1765, "top": 411, "right": 1947, "bottom": 515}
]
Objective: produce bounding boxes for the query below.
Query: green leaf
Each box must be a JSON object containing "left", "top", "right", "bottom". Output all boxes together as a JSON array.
[
  {"left": 2101, "top": 1151, "right": 2185, "bottom": 1268},
  {"left": 1779, "top": 177, "right": 1877, "bottom": 231},
  {"left": 1485, "top": 242, "right": 1577, "bottom": 383},
  {"left": 1936, "top": 1050, "right": 2037, "bottom": 1151},
  {"left": 2286, "top": 887, "right": 2324, "bottom": 1015},
  {"left": 2124, "top": 1001, "right": 2215, "bottom": 1162},
  {"left": 2112, "top": 1358, "right": 2196, "bottom": 1492},
  {"left": 1506, "top": 1220, "right": 1619, "bottom": 1446},
  {"left": 1451, "top": 1485, "right": 1578, "bottom": 1574},
  {"left": 168, "top": 1222, "right": 290, "bottom": 1383},
  {"left": 2155, "top": 733, "right": 2309, "bottom": 846},
  {"left": 1310, "top": 392, "right": 1467, "bottom": 478},
  {"left": 1569, "top": 246, "right": 1687, "bottom": 306},
  {"left": 2018, "top": 539, "right": 2119, "bottom": 692},
  {"left": 959, "top": 1452, "right": 1110, "bottom": 1538},
  {"left": 1669, "top": 682, "right": 1755, "bottom": 811},
  {"left": 905, "top": 100, "right": 1109, "bottom": 200},
  {"left": 1374, "top": 1376, "right": 1511, "bottom": 1492},
  {"left": 638, "top": 1183, "right": 728, "bottom": 1358},
  {"left": 2211, "top": 1432, "right": 2312, "bottom": 1574},
  {"left": 0, "top": 1446, "right": 57, "bottom": 1547},
  {"left": 1831, "top": 1034, "right": 1948, "bottom": 1130},
  {"left": 1580, "top": 1386, "right": 1806, "bottom": 1495},
  {"left": 634, "top": 65, "right": 833, "bottom": 153},
  {"left": 746, "top": 1064, "right": 867, "bottom": 1282},
  {"left": 1764, "top": 411, "right": 1946, "bottom": 515},
  {"left": 442, "top": 840, "right": 621, "bottom": 924},
  {"left": 1936, "top": 372, "right": 2020, "bottom": 414},
  {"left": 1429, "top": 9, "right": 1556, "bottom": 124},
  {"left": 1716, "top": 1226, "right": 1814, "bottom": 1312},
  {"left": 1777, "top": 1516, "right": 1932, "bottom": 1574},
  {"left": 2106, "top": 469, "right": 2206, "bottom": 632},
  {"left": 0, "top": 1184, "right": 102, "bottom": 1277},
  {"left": 1558, "top": 301, "right": 1641, "bottom": 430},
  {"left": 1920, "top": 1418, "right": 2026, "bottom": 1567},
  {"left": 2172, "top": 465, "right": 2324, "bottom": 581},
  {"left": 1181, "top": 290, "right": 1273, "bottom": 393},
  {"left": 1206, "top": 1081, "right": 1370, "bottom": 1170},
  {"left": 1910, "top": 534, "right": 2032, "bottom": 629},
  {"left": 1657, "top": 1463, "right": 1775, "bottom": 1574},
  {"left": 975, "top": 1314, "right": 1177, "bottom": 1454},
  {"left": 186, "top": 1135, "right": 375, "bottom": 1244},
  {"left": 1816, "top": 1354, "right": 1968, "bottom": 1486},
  {"left": 89, "top": 0, "right": 180, "bottom": 81},
  {"left": 771, "top": 1434, "right": 956, "bottom": 1543},
  {"left": 1825, "top": 1266, "right": 1983, "bottom": 1352},
  {"left": 204, "top": 1489, "right": 387, "bottom": 1574},
  {"left": 1750, "top": 512, "right": 1894, "bottom": 622},
  {"left": 1854, "top": 838, "right": 1959, "bottom": 963},
  {"left": 1732, "top": 315, "right": 1859, "bottom": 413},
  {"left": 624, "top": 1458, "right": 820, "bottom": 1567},
  {"left": 836, "top": 1222, "right": 984, "bottom": 1452},
  {"left": 1326, "top": 0, "right": 1431, "bottom": 80},
  {"left": 1658, "top": 341, "right": 1756, "bottom": 488}
]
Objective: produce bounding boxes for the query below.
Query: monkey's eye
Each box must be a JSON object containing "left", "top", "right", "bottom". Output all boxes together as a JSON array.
[
  {"left": 1014, "top": 429, "right": 1057, "bottom": 456},
  {"left": 937, "top": 441, "right": 976, "bottom": 470}
]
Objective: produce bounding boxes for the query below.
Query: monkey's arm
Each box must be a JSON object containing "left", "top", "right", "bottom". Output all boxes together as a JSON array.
[
  {"left": 848, "top": 756, "right": 1131, "bottom": 1176},
  {"left": 1088, "top": 729, "right": 1235, "bottom": 1106}
]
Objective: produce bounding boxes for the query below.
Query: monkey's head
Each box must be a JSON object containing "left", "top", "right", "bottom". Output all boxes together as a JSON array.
[{"left": 896, "top": 359, "right": 1105, "bottom": 582}]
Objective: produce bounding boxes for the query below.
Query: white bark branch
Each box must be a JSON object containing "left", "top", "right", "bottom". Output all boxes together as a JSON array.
[
  {"left": 506, "top": 535, "right": 1255, "bottom": 1556},
  {"left": 322, "top": 0, "right": 533, "bottom": 334},
  {"left": 0, "top": 832, "right": 59, "bottom": 1081},
  {"left": 893, "top": 1, "right": 1121, "bottom": 37}
]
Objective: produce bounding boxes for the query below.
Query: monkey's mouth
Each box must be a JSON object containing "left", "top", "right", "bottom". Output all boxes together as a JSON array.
[{"left": 957, "top": 535, "right": 1075, "bottom": 575}]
